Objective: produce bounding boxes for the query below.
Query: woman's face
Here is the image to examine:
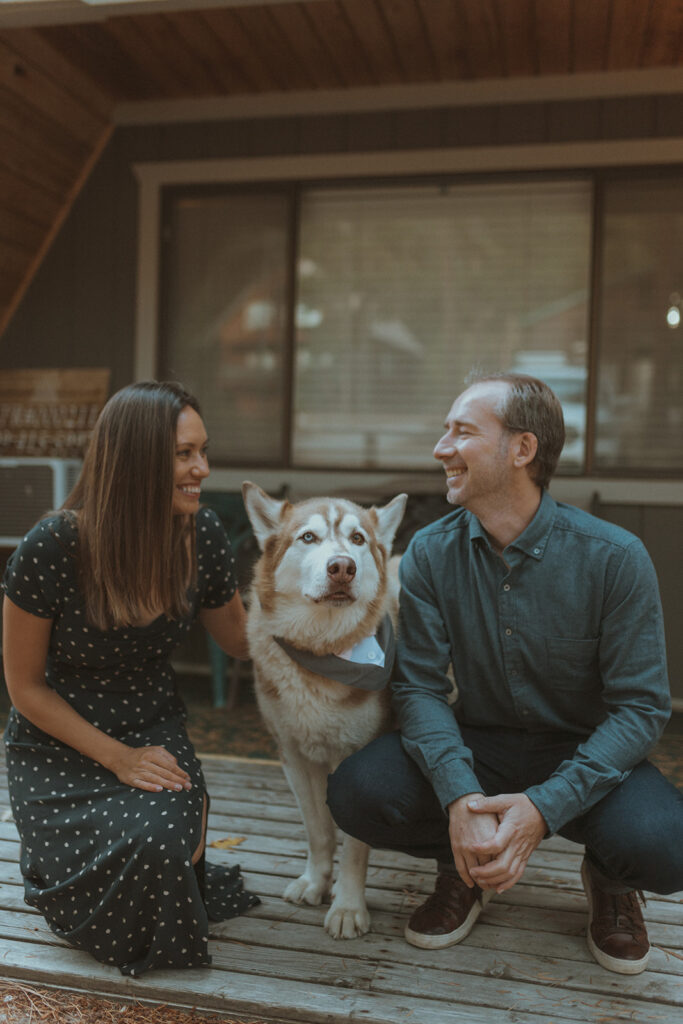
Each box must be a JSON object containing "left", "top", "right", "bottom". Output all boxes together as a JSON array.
[{"left": 172, "top": 405, "right": 210, "bottom": 515}]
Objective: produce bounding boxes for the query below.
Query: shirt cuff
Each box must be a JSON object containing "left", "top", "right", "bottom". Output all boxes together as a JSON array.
[
  {"left": 430, "top": 758, "right": 485, "bottom": 812},
  {"left": 524, "top": 776, "right": 582, "bottom": 836}
]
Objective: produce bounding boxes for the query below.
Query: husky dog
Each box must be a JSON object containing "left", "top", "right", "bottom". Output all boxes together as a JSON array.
[{"left": 242, "top": 482, "right": 407, "bottom": 939}]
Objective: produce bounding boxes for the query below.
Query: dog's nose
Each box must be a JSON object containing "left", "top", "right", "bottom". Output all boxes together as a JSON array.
[{"left": 326, "top": 556, "right": 356, "bottom": 582}]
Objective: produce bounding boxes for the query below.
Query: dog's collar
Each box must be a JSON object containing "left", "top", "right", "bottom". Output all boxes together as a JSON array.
[{"left": 273, "top": 615, "right": 395, "bottom": 691}]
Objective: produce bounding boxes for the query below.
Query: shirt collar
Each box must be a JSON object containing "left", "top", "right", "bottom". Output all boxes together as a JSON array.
[{"left": 467, "top": 489, "right": 557, "bottom": 561}]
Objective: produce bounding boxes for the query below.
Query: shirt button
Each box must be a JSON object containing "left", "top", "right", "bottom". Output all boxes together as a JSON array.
[
  {"left": 534, "top": 547, "right": 541, "bottom": 555},
  {"left": 503, "top": 584, "right": 511, "bottom": 591},
  {"left": 505, "top": 628, "right": 512, "bottom": 636}
]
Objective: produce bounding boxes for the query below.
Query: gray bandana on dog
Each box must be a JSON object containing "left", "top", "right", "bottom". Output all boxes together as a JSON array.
[{"left": 273, "top": 615, "right": 395, "bottom": 691}]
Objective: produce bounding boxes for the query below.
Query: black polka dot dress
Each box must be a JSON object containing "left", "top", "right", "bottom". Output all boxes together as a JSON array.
[{"left": 2, "top": 507, "right": 259, "bottom": 977}]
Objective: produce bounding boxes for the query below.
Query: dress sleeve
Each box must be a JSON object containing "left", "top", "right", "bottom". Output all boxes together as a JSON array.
[
  {"left": 1, "top": 516, "right": 71, "bottom": 619},
  {"left": 196, "top": 508, "right": 238, "bottom": 609}
]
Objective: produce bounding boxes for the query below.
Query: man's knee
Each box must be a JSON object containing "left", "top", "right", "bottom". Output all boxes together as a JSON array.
[
  {"left": 582, "top": 764, "right": 683, "bottom": 894},
  {"left": 327, "top": 748, "right": 380, "bottom": 836}
]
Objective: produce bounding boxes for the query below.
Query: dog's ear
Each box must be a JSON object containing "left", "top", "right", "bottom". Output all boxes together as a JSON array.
[
  {"left": 242, "top": 481, "right": 288, "bottom": 550},
  {"left": 373, "top": 493, "right": 408, "bottom": 553}
]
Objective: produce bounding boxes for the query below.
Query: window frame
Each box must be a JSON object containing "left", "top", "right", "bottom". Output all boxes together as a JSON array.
[{"left": 135, "top": 151, "right": 683, "bottom": 480}]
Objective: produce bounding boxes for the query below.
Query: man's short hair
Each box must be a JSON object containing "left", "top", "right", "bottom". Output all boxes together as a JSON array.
[{"left": 465, "top": 371, "right": 566, "bottom": 489}]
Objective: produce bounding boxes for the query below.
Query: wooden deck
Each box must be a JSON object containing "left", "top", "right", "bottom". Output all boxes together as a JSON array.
[{"left": 0, "top": 753, "right": 681, "bottom": 1024}]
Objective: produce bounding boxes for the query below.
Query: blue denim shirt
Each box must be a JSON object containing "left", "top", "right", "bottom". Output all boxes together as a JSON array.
[{"left": 393, "top": 490, "right": 671, "bottom": 835}]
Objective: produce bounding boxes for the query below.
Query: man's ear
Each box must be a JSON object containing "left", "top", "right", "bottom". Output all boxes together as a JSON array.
[{"left": 512, "top": 431, "right": 538, "bottom": 469}]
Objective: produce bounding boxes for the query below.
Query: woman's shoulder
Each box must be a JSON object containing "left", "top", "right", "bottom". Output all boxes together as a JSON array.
[
  {"left": 2, "top": 511, "right": 78, "bottom": 616},
  {"left": 195, "top": 505, "right": 225, "bottom": 540},
  {"left": 16, "top": 511, "right": 78, "bottom": 559}
]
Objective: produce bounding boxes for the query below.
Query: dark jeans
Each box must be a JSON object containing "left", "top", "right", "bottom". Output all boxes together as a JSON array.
[{"left": 327, "top": 728, "right": 683, "bottom": 895}]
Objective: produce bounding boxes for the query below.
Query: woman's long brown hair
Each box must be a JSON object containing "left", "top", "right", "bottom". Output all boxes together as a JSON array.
[{"left": 63, "top": 381, "right": 201, "bottom": 630}]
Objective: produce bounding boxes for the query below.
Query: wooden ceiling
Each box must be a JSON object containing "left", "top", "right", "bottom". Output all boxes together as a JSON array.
[{"left": 2, "top": 0, "right": 683, "bottom": 339}]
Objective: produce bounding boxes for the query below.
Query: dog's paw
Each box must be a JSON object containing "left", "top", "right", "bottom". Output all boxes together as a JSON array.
[
  {"left": 283, "top": 875, "right": 327, "bottom": 906},
  {"left": 324, "top": 901, "right": 371, "bottom": 939}
]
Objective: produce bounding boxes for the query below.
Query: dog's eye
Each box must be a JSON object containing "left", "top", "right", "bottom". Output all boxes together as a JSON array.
[
  {"left": 300, "top": 531, "right": 317, "bottom": 544},
  {"left": 350, "top": 532, "right": 366, "bottom": 546}
]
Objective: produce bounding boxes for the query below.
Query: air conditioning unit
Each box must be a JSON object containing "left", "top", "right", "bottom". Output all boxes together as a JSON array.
[{"left": 0, "top": 458, "right": 82, "bottom": 546}]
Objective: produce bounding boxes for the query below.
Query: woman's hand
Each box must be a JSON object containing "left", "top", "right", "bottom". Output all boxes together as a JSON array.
[{"left": 110, "top": 744, "right": 192, "bottom": 792}]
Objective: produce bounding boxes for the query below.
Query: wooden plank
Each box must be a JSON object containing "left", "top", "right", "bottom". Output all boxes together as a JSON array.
[
  {"left": 330, "top": 0, "right": 404, "bottom": 85},
  {"left": 0, "top": 34, "right": 108, "bottom": 146},
  {"left": 416, "top": 0, "right": 471, "bottom": 81},
  {"left": 161, "top": 10, "right": 255, "bottom": 95},
  {"left": 641, "top": 1, "right": 683, "bottom": 67},
  {"left": 0, "top": 119, "right": 112, "bottom": 339},
  {"left": 0, "top": 83, "right": 91, "bottom": 169},
  {"left": 0, "top": 908, "right": 678, "bottom": 1024},
  {"left": 230, "top": 5, "right": 317, "bottom": 91},
  {"left": 0, "top": 753, "right": 680, "bottom": 1024},
  {"left": 496, "top": 0, "right": 536, "bottom": 77},
  {"left": 0, "top": 235, "right": 35, "bottom": 277},
  {"left": 535, "top": 0, "right": 572, "bottom": 76},
  {"left": 230, "top": 895, "right": 683, "bottom": 974},
  {"left": 572, "top": 0, "right": 611, "bottom": 73},
  {"left": 0, "top": 123, "right": 77, "bottom": 196},
  {"left": 371, "top": 0, "right": 438, "bottom": 82},
  {"left": 606, "top": 0, "right": 653, "bottom": 70},
  {"left": 198, "top": 7, "right": 279, "bottom": 93},
  {"left": 302, "top": 1, "right": 378, "bottom": 87},
  {"left": 0, "top": 939, "right": 569, "bottom": 1024},
  {"left": 455, "top": 0, "right": 504, "bottom": 79},
  {"left": 1, "top": 26, "right": 113, "bottom": 116},
  {"left": 0, "top": 164, "right": 61, "bottom": 227},
  {"left": 266, "top": 4, "right": 343, "bottom": 89},
  {"left": 102, "top": 16, "right": 186, "bottom": 99},
  {"left": 206, "top": 924, "right": 683, "bottom": 1011},
  {"left": 38, "top": 22, "right": 154, "bottom": 102}
]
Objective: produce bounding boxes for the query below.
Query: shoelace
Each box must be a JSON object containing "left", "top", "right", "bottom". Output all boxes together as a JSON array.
[{"left": 611, "top": 889, "right": 646, "bottom": 932}]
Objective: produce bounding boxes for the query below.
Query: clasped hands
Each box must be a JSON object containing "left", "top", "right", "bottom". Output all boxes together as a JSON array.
[{"left": 447, "top": 791, "right": 546, "bottom": 894}]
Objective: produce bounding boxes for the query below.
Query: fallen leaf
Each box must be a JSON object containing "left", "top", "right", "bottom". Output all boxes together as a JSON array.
[{"left": 209, "top": 836, "right": 247, "bottom": 849}]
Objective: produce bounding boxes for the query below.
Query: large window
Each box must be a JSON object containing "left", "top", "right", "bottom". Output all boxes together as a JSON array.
[
  {"left": 293, "top": 181, "right": 590, "bottom": 469},
  {"left": 159, "top": 170, "right": 683, "bottom": 475},
  {"left": 595, "top": 177, "right": 683, "bottom": 472},
  {"left": 161, "top": 190, "right": 290, "bottom": 464}
]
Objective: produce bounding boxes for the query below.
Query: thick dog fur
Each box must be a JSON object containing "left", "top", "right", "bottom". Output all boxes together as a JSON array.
[{"left": 242, "top": 482, "right": 407, "bottom": 939}]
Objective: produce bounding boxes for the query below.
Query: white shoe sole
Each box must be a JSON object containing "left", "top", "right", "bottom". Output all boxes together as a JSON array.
[
  {"left": 404, "top": 888, "right": 492, "bottom": 950},
  {"left": 581, "top": 860, "right": 650, "bottom": 975}
]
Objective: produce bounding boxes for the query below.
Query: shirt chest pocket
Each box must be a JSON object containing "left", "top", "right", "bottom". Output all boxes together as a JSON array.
[{"left": 545, "top": 636, "right": 600, "bottom": 691}]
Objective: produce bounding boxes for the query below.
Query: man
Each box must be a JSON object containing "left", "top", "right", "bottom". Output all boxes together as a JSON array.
[{"left": 327, "top": 372, "right": 682, "bottom": 974}]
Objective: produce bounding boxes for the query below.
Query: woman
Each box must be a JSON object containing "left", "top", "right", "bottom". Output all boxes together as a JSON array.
[{"left": 1, "top": 381, "right": 258, "bottom": 976}]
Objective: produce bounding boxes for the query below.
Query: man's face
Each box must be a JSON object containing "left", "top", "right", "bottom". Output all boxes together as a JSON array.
[{"left": 433, "top": 381, "right": 516, "bottom": 510}]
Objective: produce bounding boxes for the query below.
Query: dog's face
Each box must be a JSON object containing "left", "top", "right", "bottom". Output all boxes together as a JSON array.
[{"left": 243, "top": 483, "right": 406, "bottom": 615}]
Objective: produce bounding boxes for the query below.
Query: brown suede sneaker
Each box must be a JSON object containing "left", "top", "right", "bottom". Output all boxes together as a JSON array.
[
  {"left": 404, "top": 871, "right": 492, "bottom": 950},
  {"left": 581, "top": 857, "right": 650, "bottom": 974}
]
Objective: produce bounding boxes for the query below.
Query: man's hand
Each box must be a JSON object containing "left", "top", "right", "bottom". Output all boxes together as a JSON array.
[
  {"left": 467, "top": 793, "right": 546, "bottom": 893},
  {"left": 447, "top": 792, "right": 499, "bottom": 888}
]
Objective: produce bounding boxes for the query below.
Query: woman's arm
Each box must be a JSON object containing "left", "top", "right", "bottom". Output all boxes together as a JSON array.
[
  {"left": 2, "top": 596, "right": 191, "bottom": 793},
  {"left": 199, "top": 590, "right": 249, "bottom": 660}
]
